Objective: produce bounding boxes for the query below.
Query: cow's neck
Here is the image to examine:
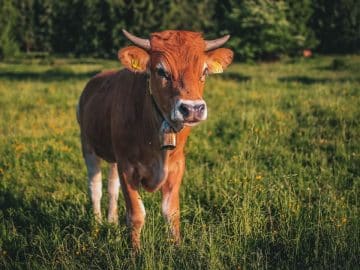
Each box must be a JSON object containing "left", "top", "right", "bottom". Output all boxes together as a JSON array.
[
  {"left": 125, "top": 72, "right": 190, "bottom": 153},
  {"left": 145, "top": 77, "right": 177, "bottom": 150},
  {"left": 142, "top": 76, "right": 163, "bottom": 135}
]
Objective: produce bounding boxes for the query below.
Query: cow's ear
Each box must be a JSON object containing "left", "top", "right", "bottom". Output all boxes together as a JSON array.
[
  {"left": 118, "top": 46, "right": 150, "bottom": 73},
  {"left": 206, "top": 48, "right": 233, "bottom": 74}
]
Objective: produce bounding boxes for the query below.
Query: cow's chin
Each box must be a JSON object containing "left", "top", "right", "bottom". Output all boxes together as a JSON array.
[
  {"left": 183, "top": 120, "right": 202, "bottom": 127},
  {"left": 168, "top": 114, "right": 205, "bottom": 131},
  {"left": 167, "top": 119, "right": 184, "bottom": 132},
  {"left": 167, "top": 120, "right": 201, "bottom": 132}
]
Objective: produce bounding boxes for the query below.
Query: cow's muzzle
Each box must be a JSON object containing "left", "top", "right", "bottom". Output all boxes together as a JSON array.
[{"left": 171, "top": 99, "right": 207, "bottom": 126}]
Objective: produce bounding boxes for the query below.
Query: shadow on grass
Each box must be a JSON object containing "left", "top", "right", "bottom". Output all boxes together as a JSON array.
[
  {"left": 219, "top": 72, "right": 251, "bottom": 82},
  {"left": 0, "top": 69, "right": 100, "bottom": 82},
  {"left": 0, "top": 186, "right": 132, "bottom": 268},
  {"left": 0, "top": 69, "right": 252, "bottom": 83},
  {"left": 0, "top": 187, "right": 91, "bottom": 233},
  {"left": 315, "top": 65, "right": 350, "bottom": 71},
  {"left": 278, "top": 76, "right": 360, "bottom": 85}
]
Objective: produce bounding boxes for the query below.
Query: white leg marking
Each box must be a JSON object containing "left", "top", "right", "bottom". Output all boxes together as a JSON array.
[
  {"left": 125, "top": 198, "right": 146, "bottom": 227},
  {"left": 85, "top": 153, "right": 102, "bottom": 221},
  {"left": 162, "top": 193, "right": 170, "bottom": 222},
  {"left": 162, "top": 193, "right": 179, "bottom": 238},
  {"left": 107, "top": 163, "right": 120, "bottom": 224},
  {"left": 139, "top": 198, "right": 146, "bottom": 218}
]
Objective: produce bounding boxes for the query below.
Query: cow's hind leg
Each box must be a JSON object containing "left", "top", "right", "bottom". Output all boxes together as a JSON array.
[
  {"left": 82, "top": 142, "right": 103, "bottom": 222},
  {"left": 107, "top": 163, "right": 120, "bottom": 224}
]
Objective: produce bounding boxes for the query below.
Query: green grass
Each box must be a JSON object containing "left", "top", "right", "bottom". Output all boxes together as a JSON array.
[{"left": 0, "top": 55, "right": 359, "bottom": 269}]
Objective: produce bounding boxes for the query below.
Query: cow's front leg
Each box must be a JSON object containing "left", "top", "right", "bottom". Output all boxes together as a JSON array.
[
  {"left": 120, "top": 172, "right": 146, "bottom": 250},
  {"left": 161, "top": 158, "right": 185, "bottom": 244}
]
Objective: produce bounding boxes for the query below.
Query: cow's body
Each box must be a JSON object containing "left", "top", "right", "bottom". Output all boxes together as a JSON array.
[
  {"left": 79, "top": 70, "right": 190, "bottom": 191},
  {"left": 78, "top": 30, "right": 233, "bottom": 249}
]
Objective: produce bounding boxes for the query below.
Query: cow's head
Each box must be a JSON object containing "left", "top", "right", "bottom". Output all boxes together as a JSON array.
[{"left": 118, "top": 30, "right": 233, "bottom": 131}]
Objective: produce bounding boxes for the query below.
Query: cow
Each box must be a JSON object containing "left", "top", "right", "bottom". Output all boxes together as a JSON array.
[{"left": 77, "top": 29, "right": 233, "bottom": 249}]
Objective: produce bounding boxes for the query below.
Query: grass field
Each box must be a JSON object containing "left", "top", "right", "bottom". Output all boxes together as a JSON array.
[{"left": 0, "top": 55, "right": 359, "bottom": 269}]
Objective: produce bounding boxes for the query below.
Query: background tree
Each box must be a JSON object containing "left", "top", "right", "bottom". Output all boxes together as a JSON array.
[
  {"left": 225, "top": 0, "right": 294, "bottom": 60},
  {"left": 0, "top": 0, "right": 359, "bottom": 60},
  {"left": 77, "top": 0, "right": 114, "bottom": 57},
  {"left": 51, "top": 1, "right": 87, "bottom": 55},
  {"left": 162, "top": 0, "right": 215, "bottom": 33},
  {"left": 286, "top": 0, "right": 318, "bottom": 54},
  {"left": 14, "top": 0, "right": 35, "bottom": 53},
  {"left": 0, "top": 0, "right": 19, "bottom": 59},
  {"left": 311, "top": 0, "right": 360, "bottom": 53},
  {"left": 33, "top": 0, "right": 53, "bottom": 53}
]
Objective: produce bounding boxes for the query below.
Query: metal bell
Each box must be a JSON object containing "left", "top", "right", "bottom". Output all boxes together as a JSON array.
[{"left": 160, "top": 121, "right": 176, "bottom": 150}]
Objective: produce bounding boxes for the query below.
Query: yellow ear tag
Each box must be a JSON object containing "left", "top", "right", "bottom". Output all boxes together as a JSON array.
[
  {"left": 210, "top": 61, "right": 223, "bottom": 74},
  {"left": 131, "top": 58, "right": 141, "bottom": 70}
]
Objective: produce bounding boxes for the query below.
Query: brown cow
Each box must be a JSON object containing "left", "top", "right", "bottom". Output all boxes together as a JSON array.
[{"left": 77, "top": 30, "right": 233, "bottom": 249}]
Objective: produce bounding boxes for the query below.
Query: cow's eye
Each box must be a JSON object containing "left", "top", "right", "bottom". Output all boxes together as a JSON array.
[
  {"left": 200, "top": 68, "right": 208, "bottom": 82},
  {"left": 156, "top": 68, "right": 170, "bottom": 80}
]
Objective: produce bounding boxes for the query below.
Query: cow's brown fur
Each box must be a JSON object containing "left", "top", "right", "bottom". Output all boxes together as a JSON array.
[{"left": 78, "top": 30, "right": 233, "bottom": 249}]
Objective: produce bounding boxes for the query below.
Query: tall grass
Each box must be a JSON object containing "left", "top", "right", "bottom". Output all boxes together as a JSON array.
[{"left": 0, "top": 56, "right": 359, "bottom": 269}]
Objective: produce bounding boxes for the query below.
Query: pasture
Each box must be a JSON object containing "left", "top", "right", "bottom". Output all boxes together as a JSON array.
[{"left": 0, "top": 55, "right": 359, "bottom": 269}]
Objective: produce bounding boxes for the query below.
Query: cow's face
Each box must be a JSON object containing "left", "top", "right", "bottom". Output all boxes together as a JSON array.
[{"left": 118, "top": 30, "right": 233, "bottom": 130}]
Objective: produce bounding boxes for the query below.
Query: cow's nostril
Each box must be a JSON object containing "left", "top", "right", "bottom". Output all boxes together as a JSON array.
[
  {"left": 195, "top": 104, "right": 205, "bottom": 113},
  {"left": 179, "top": 104, "right": 190, "bottom": 117}
]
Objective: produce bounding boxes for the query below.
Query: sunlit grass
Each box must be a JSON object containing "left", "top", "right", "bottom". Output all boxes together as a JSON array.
[{"left": 0, "top": 55, "right": 359, "bottom": 269}]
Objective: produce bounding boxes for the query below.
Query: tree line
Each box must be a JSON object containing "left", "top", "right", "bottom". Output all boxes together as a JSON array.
[{"left": 0, "top": 0, "right": 359, "bottom": 60}]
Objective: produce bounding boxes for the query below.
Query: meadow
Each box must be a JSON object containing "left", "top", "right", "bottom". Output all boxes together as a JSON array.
[{"left": 0, "top": 55, "right": 359, "bottom": 269}]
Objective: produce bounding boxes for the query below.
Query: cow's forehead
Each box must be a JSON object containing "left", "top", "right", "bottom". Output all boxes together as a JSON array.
[
  {"left": 150, "top": 30, "right": 206, "bottom": 51},
  {"left": 149, "top": 31, "right": 207, "bottom": 76}
]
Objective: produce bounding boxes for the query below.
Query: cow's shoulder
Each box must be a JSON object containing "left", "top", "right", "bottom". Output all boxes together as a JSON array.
[
  {"left": 80, "top": 68, "right": 147, "bottom": 112},
  {"left": 81, "top": 69, "right": 126, "bottom": 99},
  {"left": 90, "top": 69, "right": 144, "bottom": 90}
]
